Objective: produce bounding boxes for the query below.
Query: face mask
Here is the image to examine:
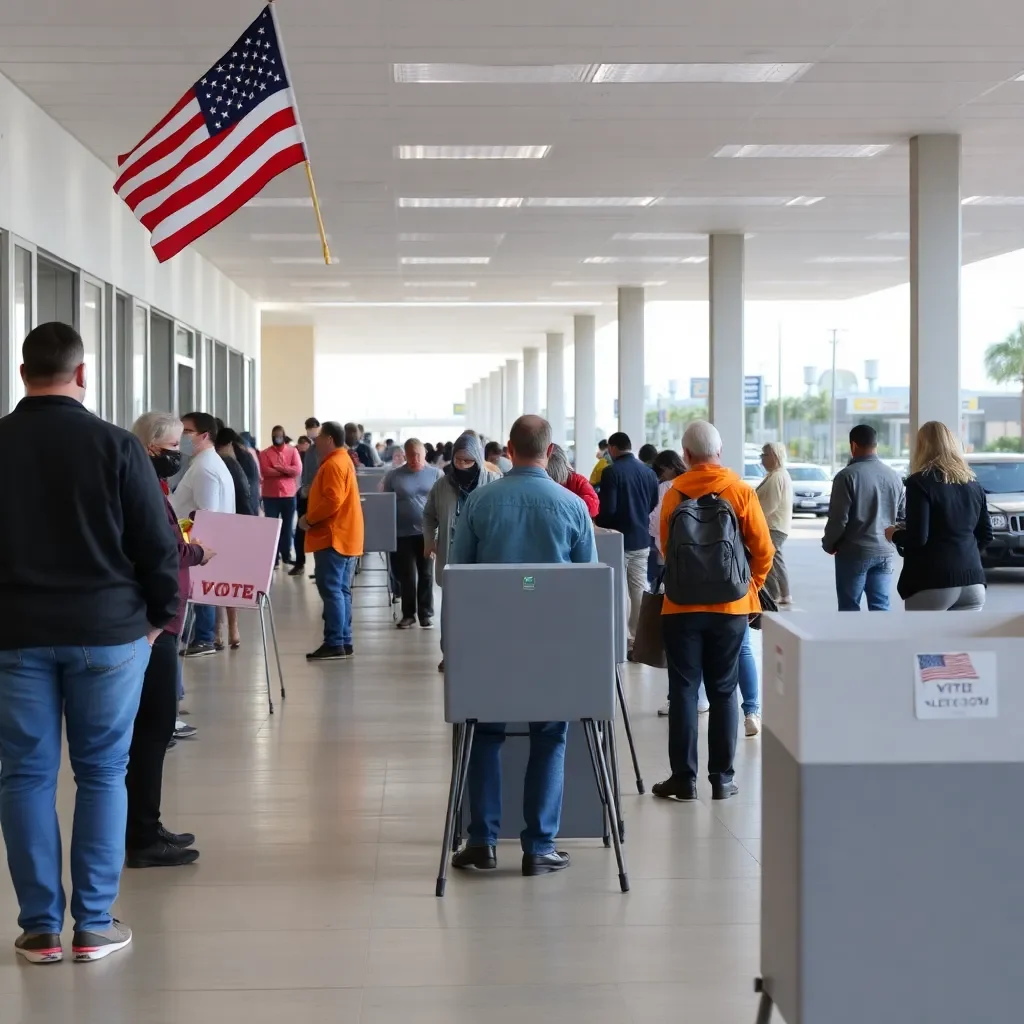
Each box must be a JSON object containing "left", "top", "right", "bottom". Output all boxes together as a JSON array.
[
  {"left": 151, "top": 448, "right": 182, "bottom": 479},
  {"left": 180, "top": 434, "right": 195, "bottom": 457},
  {"left": 453, "top": 464, "right": 479, "bottom": 491},
  {"left": 273, "top": 436, "right": 285, "bottom": 447}
]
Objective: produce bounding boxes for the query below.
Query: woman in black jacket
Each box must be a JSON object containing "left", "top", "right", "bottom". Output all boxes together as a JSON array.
[{"left": 887, "top": 420, "right": 993, "bottom": 610}]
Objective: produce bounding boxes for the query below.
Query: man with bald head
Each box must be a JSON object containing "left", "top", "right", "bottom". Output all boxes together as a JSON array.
[
  {"left": 448, "top": 415, "right": 597, "bottom": 877},
  {"left": 384, "top": 439, "right": 443, "bottom": 628}
]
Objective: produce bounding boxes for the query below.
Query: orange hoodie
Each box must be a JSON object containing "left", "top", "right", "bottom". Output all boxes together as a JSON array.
[
  {"left": 305, "top": 448, "right": 364, "bottom": 558},
  {"left": 659, "top": 463, "right": 774, "bottom": 616}
]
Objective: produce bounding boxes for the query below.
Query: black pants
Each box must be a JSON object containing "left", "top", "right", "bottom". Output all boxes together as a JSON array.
[
  {"left": 126, "top": 631, "right": 178, "bottom": 849},
  {"left": 294, "top": 492, "right": 308, "bottom": 567},
  {"left": 662, "top": 612, "right": 746, "bottom": 786},
  {"left": 395, "top": 534, "right": 434, "bottom": 621}
]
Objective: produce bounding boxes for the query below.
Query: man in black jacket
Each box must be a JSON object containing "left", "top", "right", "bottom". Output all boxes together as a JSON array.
[
  {"left": 0, "top": 323, "right": 178, "bottom": 965},
  {"left": 595, "top": 431, "right": 660, "bottom": 648}
]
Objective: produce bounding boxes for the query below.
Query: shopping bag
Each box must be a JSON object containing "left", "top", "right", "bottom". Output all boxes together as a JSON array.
[
  {"left": 748, "top": 587, "right": 778, "bottom": 631},
  {"left": 632, "top": 589, "right": 667, "bottom": 668}
]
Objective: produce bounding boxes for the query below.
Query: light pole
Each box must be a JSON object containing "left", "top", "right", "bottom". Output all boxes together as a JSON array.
[{"left": 827, "top": 329, "right": 840, "bottom": 474}]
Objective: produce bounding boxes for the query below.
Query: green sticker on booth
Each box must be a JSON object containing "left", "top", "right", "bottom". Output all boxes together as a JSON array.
[{"left": 523, "top": 576, "right": 535, "bottom": 591}]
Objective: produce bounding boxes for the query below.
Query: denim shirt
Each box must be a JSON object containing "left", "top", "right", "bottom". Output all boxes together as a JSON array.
[{"left": 449, "top": 466, "right": 597, "bottom": 566}]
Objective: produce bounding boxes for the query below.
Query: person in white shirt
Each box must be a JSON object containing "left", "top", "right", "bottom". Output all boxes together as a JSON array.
[
  {"left": 756, "top": 442, "right": 794, "bottom": 605},
  {"left": 171, "top": 412, "right": 235, "bottom": 655}
]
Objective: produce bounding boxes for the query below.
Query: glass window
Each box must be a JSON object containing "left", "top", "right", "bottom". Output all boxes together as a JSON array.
[
  {"left": 214, "top": 343, "right": 228, "bottom": 422},
  {"left": 176, "top": 362, "right": 195, "bottom": 417},
  {"left": 36, "top": 256, "right": 74, "bottom": 325},
  {"left": 970, "top": 460, "right": 1024, "bottom": 495},
  {"left": 115, "top": 294, "right": 129, "bottom": 425},
  {"left": 79, "top": 280, "right": 102, "bottom": 414},
  {"left": 203, "top": 336, "right": 214, "bottom": 410},
  {"left": 175, "top": 326, "right": 194, "bottom": 359},
  {"left": 132, "top": 304, "right": 149, "bottom": 421},
  {"left": 228, "top": 350, "right": 244, "bottom": 428},
  {"left": 247, "top": 357, "right": 256, "bottom": 434},
  {"left": 149, "top": 312, "right": 173, "bottom": 413},
  {"left": 12, "top": 246, "right": 32, "bottom": 404}
]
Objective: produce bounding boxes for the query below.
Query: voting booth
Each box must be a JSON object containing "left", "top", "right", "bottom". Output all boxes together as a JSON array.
[
  {"left": 437, "top": 563, "right": 628, "bottom": 896},
  {"left": 355, "top": 491, "right": 398, "bottom": 607},
  {"left": 355, "top": 466, "right": 389, "bottom": 492},
  {"left": 756, "top": 612, "right": 1022, "bottom": 1024}
]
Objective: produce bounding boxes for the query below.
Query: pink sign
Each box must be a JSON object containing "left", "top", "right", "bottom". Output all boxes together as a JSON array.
[{"left": 187, "top": 511, "right": 282, "bottom": 608}]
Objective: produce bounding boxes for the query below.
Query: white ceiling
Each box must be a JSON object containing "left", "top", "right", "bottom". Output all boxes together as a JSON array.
[{"left": 5, "top": 0, "right": 1024, "bottom": 354}]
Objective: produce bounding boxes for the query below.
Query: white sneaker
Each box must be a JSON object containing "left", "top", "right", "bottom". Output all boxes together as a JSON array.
[
  {"left": 698, "top": 701, "right": 710, "bottom": 715},
  {"left": 744, "top": 714, "right": 762, "bottom": 737},
  {"left": 657, "top": 702, "right": 670, "bottom": 717}
]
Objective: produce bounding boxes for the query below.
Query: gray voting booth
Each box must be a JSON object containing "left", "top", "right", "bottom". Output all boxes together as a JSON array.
[
  {"left": 355, "top": 466, "right": 389, "bottom": 492},
  {"left": 355, "top": 491, "right": 397, "bottom": 605},
  {"left": 437, "top": 563, "right": 628, "bottom": 896}
]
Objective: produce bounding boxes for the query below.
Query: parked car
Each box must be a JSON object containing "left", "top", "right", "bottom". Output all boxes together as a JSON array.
[
  {"left": 788, "top": 463, "right": 833, "bottom": 517},
  {"left": 743, "top": 460, "right": 766, "bottom": 485},
  {"left": 965, "top": 453, "right": 1024, "bottom": 568}
]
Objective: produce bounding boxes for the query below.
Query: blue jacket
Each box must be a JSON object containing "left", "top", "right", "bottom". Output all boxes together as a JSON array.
[
  {"left": 595, "top": 453, "right": 660, "bottom": 551},
  {"left": 449, "top": 466, "right": 596, "bottom": 566}
]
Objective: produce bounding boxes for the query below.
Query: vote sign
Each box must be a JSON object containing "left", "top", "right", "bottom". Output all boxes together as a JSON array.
[{"left": 188, "top": 510, "right": 282, "bottom": 608}]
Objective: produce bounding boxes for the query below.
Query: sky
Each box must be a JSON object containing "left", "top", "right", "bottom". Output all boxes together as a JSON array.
[{"left": 317, "top": 247, "right": 1024, "bottom": 431}]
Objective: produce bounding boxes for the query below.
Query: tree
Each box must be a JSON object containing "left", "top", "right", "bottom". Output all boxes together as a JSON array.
[{"left": 984, "top": 324, "right": 1024, "bottom": 452}]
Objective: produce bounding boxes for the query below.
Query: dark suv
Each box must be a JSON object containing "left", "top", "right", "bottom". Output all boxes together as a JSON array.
[{"left": 966, "top": 453, "right": 1024, "bottom": 568}]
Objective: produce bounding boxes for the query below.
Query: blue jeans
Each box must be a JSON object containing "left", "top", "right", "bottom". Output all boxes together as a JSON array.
[
  {"left": 0, "top": 640, "right": 150, "bottom": 933},
  {"left": 695, "top": 625, "right": 759, "bottom": 716},
  {"left": 264, "top": 496, "right": 297, "bottom": 564},
  {"left": 314, "top": 549, "right": 356, "bottom": 647},
  {"left": 466, "top": 721, "right": 568, "bottom": 854},
  {"left": 835, "top": 553, "right": 893, "bottom": 611},
  {"left": 192, "top": 603, "right": 216, "bottom": 645}
]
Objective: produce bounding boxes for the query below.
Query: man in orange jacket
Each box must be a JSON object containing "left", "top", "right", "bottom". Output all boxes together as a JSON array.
[
  {"left": 299, "top": 421, "right": 364, "bottom": 661},
  {"left": 654, "top": 420, "right": 774, "bottom": 803}
]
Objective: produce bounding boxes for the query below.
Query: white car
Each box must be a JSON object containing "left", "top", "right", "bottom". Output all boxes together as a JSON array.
[{"left": 788, "top": 463, "right": 833, "bottom": 517}]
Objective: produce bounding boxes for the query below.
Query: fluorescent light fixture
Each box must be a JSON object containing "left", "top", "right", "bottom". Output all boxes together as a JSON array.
[
  {"left": 271, "top": 301, "right": 606, "bottom": 309},
  {"left": 643, "top": 281, "right": 669, "bottom": 287},
  {"left": 402, "top": 296, "right": 471, "bottom": 302},
  {"left": 655, "top": 196, "right": 793, "bottom": 207},
  {"left": 400, "top": 256, "right": 491, "bottom": 265},
  {"left": 526, "top": 196, "right": 656, "bottom": 207},
  {"left": 962, "top": 195, "right": 1024, "bottom": 206},
  {"left": 592, "top": 62, "right": 812, "bottom": 84},
  {"left": 397, "top": 145, "right": 551, "bottom": 160},
  {"left": 583, "top": 255, "right": 707, "bottom": 264},
  {"left": 403, "top": 280, "right": 478, "bottom": 288},
  {"left": 398, "top": 197, "right": 523, "bottom": 208},
  {"left": 785, "top": 196, "right": 825, "bottom": 206},
  {"left": 398, "top": 232, "right": 505, "bottom": 243},
  {"left": 393, "top": 63, "right": 594, "bottom": 84},
  {"left": 251, "top": 233, "right": 330, "bottom": 242},
  {"left": 288, "top": 280, "right": 351, "bottom": 288},
  {"left": 867, "top": 231, "right": 909, "bottom": 241},
  {"left": 612, "top": 232, "right": 708, "bottom": 241},
  {"left": 808, "top": 255, "right": 905, "bottom": 264},
  {"left": 270, "top": 257, "right": 340, "bottom": 265},
  {"left": 716, "top": 144, "right": 889, "bottom": 158},
  {"left": 244, "top": 197, "right": 314, "bottom": 209}
]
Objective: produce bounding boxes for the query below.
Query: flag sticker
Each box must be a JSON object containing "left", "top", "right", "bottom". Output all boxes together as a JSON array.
[
  {"left": 523, "top": 576, "right": 535, "bottom": 591},
  {"left": 913, "top": 651, "right": 997, "bottom": 720}
]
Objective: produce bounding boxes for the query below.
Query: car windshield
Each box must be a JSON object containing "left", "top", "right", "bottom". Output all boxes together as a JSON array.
[
  {"left": 971, "top": 462, "right": 1024, "bottom": 495},
  {"left": 788, "top": 467, "right": 830, "bottom": 482},
  {"left": 745, "top": 462, "right": 765, "bottom": 478}
]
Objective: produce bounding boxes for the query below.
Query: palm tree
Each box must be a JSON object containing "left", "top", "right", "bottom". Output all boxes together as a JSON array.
[{"left": 984, "top": 325, "right": 1024, "bottom": 452}]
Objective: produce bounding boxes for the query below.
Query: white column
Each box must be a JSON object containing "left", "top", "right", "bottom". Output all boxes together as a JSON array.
[
  {"left": 546, "top": 332, "right": 567, "bottom": 445},
  {"left": 471, "top": 382, "right": 482, "bottom": 431},
  {"left": 478, "top": 378, "right": 490, "bottom": 440},
  {"left": 523, "top": 346, "right": 541, "bottom": 414},
  {"left": 488, "top": 369, "right": 503, "bottom": 442},
  {"left": 617, "top": 286, "right": 645, "bottom": 446},
  {"left": 503, "top": 358, "right": 522, "bottom": 437},
  {"left": 464, "top": 386, "right": 473, "bottom": 428},
  {"left": 709, "top": 233, "right": 746, "bottom": 476},
  {"left": 910, "top": 134, "right": 962, "bottom": 435},
  {"left": 574, "top": 314, "right": 597, "bottom": 468}
]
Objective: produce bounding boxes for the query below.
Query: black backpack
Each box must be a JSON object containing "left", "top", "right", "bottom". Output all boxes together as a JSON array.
[{"left": 664, "top": 491, "right": 750, "bottom": 605}]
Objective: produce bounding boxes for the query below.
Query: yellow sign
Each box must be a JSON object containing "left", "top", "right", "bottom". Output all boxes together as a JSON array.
[
  {"left": 852, "top": 397, "right": 881, "bottom": 413},
  {"left": 453, "top": 403, "right": 466, "bottom": 415}
]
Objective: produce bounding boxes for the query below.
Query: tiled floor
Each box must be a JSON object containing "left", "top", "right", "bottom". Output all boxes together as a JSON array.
[{"left": 0, "top": 559, "right": 767, "bottom": 1023}]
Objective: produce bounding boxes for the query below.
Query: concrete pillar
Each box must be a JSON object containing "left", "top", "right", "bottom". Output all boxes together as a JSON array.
[
  {"left": 709, "top": 233, "right": 746, "bottom": 476},
  {"left": 523, "top": 346, "right": 541, "bottom": 414},
  {"left": 574, "top": 314, "right": 597, "bottom": 469},
  {"left": 464, "top": 386, "right": 473, "bottom": 428},
  {"left": 503, "top": 358, "right": 522, "bottom": 437},
  {"left": 478, "top": 378, "right": 491, "bottom": 441},
  {"left": 617, "top": 287, "right": 645, "bottom": 446},
  {"left": 546, "top": 332, "right": 567, "bottom": 445},
  {"left": 470, "top": 381, "right": 481, "bottom": 431},
  {"left": 260, "top": 323, "right": 314, "bottom": 449},
  {"left": 910, "top": 134, "right": 962, "bottom": 436},
  {"left": 488, "top": 369, "right": 503, "bottom": 442}
]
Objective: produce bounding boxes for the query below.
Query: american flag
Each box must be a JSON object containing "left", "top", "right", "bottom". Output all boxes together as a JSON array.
[
  {"left": 917, "top": 653, "right": 979, "bottom": 683},
  {"left": 115, "top": 5, "right": 307, "bottom": 263}
]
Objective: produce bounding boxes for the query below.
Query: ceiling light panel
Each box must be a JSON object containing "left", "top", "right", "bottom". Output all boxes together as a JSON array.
[
  {"left": 400, "top": 256, "right": 491, "bottom": 264},
  {"left": 403, "top": 281, "right": 478, "bottom": 288},
  {"left": 288, "top": 280, "right": 351, "bottom": 288},
  {"left": 398, "top": 197, "right": 523, "bottom": 208},
  {"left": 244, "top": 197, "right": 314, "bottom": 209},
  {"left": 251, "top": 233, "right": 329, "bottom": 242},
  {"left": 397, "top": 145, "right": 551, "bottom": 160},
  {"left": 526, "top": 197, "right": 656, "bottom": 207},
  {"left": 962, "top": 196, "right": 1024, "bottom": 206},
  {"left": 591, "top": 62, "right": 812, "bottom": 84},
  {"left": 613, "top": 232, "right": 708, "bottom": 241},
  {"left": 655, "top": 196, "right": 794, "bottom": 207},
  {"left": 393, "top": 63, "right": 593, "bottom": 83},
  {"left": 785, "top": 196, "right": 825, "bottom": 206},
  {"left": 808, "top": 255, "right": 905, "bottom": 264},
  {"left": 583, "top": 255, "right": 707, "bottom": 264},
  {"left": 716, "top": 144, "right": 890, "bottom": 158},
  {"left": 866, "top": 232, "right": 909, "bottom": 241},
  {"left": 402, "top": 296, "right": 472, "bottom": 302},
  {"left": 270, "top": 257, "right": 340, "bottom": 265}
]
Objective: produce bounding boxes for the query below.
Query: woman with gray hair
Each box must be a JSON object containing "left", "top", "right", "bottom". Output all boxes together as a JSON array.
[
  {"left": 757, "top": 442, "right": 793, "bottom": 604},
  {"left": 546, "top": 444, "right": 599, "bottom": 517}
]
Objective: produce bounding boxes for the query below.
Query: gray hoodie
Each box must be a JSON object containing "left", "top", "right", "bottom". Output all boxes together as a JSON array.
[{"left": 422, "top": 433, "right": 501, "bottom": 586}]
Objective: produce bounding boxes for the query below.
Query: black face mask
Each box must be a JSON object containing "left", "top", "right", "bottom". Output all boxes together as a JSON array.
[
  {"left": 453, "top": 464, "right": 480, "bottom": 491},
  {"left": 151, "top": 449, "right": 182, "bottom": 479}
]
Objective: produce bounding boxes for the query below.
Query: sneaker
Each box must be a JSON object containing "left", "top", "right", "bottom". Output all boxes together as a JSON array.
[
  {"left": 183, "top": 642, "right": 216, "bottom": 658},
  {"left": 778, "top": 596, "right": 793, "bottom": 606},
  {"left": 173, "top": 721, "right": 197, "bottom": 740},
  {"left": 15, "top": 932, "right": 62, "bottom": 964},
  {"left": 306, "top": 644, "right": 348, "bottom": 661},
  {"left": 698, "top": 700, "right": 710, "bottom": 715},
  {"left": 396, "top": 617, "right": 417, "bottom": 630},
  {"left": 72, "top": 920, "right": 132, "bottom": 963},
  {"left": 657, "top": 702, "right": 670, "bottom": 717},
  {"left": 744, "top": 714, "right": 762, "bottom": 737},
  {"left": 343, "top": 645, "right": 354, "bottom": 658},
  {"left": 420, "top": 618, "right": 434, "bottom": 629},
  {"left": 126, "top": 839, "right": 200, "bottom": 869}
]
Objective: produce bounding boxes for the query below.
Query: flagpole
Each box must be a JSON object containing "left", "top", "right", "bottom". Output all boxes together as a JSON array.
[{"left": 267, "top": 0, "right": 331, "bottom": 265}]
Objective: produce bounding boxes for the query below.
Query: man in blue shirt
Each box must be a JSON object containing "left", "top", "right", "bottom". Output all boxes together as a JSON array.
[{"left": 448, "top": 415, "right": 596, "bottom": 877}]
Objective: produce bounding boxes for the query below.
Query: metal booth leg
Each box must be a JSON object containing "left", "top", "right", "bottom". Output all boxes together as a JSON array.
[
  {"left": 754, "top": 980, "right": 774, "bottom": 1023},
  {"left": 582, "top": 719, "right": 611, "bottom": 847},
  {"left": 616, "top": 666, "right": 645, "bottom": 794},
  {"left": 257, "top": 598, "right": 275, "bottom": 715},
  {"left": 437, "top": 721, "right": 475, "bottom": 897},
  {"left": 602, "top": 721, "right": 626, "bottom": 843},
  {"left": 178, "top": 600, "right": 195, "bottom": 655},
  {"left": 585, "top": 719, "right": 629, "bottom": 893},
  {"left": 263, "top": 594, "right": 287, "bottom": 701}
]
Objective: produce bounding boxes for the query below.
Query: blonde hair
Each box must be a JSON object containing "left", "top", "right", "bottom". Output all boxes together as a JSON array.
[
  {"left": 762, "top": 441, "right": 786, "bottom": 468},
  {"left": 911, "top": 421, "right": 974, "bottom": 484}
]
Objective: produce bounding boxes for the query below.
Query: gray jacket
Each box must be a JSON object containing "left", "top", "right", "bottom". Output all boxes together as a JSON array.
[
  {"left": 423, "top": 467, "right": 501, "bottom": 586},
  {"left": 822, "top": 455, "right": 905, "bottom": 559}
]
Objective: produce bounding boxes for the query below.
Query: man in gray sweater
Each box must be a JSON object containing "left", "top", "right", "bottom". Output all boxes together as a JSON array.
[{"left": 822, "top": 424, "right": 905, "bottom": 611}]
